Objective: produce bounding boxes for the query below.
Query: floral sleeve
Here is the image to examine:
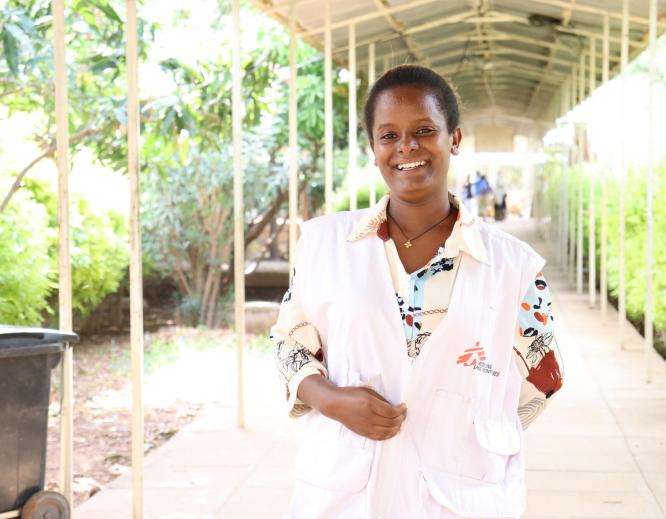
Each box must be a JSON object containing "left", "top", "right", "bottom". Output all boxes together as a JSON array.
[
  {"left": 269, "top": 236, "right": 327, "bottom": 418},
  {"left": 513, "top": 271, "right": 564, "bottom": 429}
]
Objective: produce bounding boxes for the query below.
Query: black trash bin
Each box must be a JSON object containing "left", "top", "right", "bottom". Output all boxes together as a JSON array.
[{"left": 0, "top": 326, "right": 79, "bottom": 519}]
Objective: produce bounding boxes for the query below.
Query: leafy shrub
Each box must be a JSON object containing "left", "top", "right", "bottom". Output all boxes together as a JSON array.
[
  {"left": 545, "top": 160, "right": 666, "bottom": 336},
  {"left": 0, "top": 192, "right": 53, "bottom": 324},
  {"left": 0, "top": 177, "right": 129, "bottom": 326}
]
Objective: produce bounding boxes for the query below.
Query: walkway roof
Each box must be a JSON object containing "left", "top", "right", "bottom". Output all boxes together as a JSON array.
[{"left": 253, "top": 0, "right": 665, "bottom": 138}]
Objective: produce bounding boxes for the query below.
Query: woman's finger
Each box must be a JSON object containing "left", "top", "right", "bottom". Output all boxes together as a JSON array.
[{"left": 370, "top": 399, "right": 407, "bottom": 419}]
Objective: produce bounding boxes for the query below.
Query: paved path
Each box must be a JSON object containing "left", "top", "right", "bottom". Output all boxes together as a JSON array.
[{"left": 77, "top": 219, "right": 666, "bottom": 518}]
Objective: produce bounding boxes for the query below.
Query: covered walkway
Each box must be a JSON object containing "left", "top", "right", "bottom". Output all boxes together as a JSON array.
[
  {"left": 36, "top": 0, "right": 664, "bottom": 515},
  {"left": 75, "top": 219, "right": 666, "bottom": 518}
]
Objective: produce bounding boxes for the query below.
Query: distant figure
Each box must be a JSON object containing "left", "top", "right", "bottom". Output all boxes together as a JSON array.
[{"left": 495, "top": 192, "right": 508, "bottom": 221}]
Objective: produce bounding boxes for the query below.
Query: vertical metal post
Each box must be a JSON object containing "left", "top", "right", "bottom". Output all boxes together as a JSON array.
[
  {"left": 288, "top": 0, "right": 299, "bottom": 277},
  {"left": 645, "top": 0, "right": 656, "bottom": 383},
  {"left": 601, "top": 14, "right": 610, "bottom": 321},
  {"left": 588, "top": 37, "right": 596, "bottom": 308},
  {"left": 561, "top": 80, "right": 570, "bottom": 271},
  {"left": 569, "top": 172, "right": 576, "bottom": 285},
  {"left": 576, "top": 126, "right": 584, "bottom": 295},
  {"left": 368, "top": 42, "right": 376, "bottom": 207},
  {"left": 348, "top": 23, "right": 357, "bottom": 211},
  {"left": 232, "top": 0, "right": 245, "bottom": 427},
  {"left": 125, "top": 1, "right": 144, "bottom": 516},
  {"left": 619, "top": 0, "right": 628, "bottom": 348},
  {"left": 567, "top": 74, "right": 575, "bottom": 284},
  {"left": 578, "top": 51, "right": 585, "bottom": 103},
  {"left": 324, "top": 0, "right": 333, "bottom": 215},
  {"left": 576, "top": 52, "right": 585, "bottom": 295},
  {"left": 53, "top": 0, "right": 73, "bottom": 508}
]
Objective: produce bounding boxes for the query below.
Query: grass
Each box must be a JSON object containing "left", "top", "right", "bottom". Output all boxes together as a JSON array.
[{"left": 107, "top": 326, "right": 275, "bottom": 376}]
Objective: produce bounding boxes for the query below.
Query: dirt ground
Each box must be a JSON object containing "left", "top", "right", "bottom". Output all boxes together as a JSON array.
[{"left": 43, "top": 328, "right": 240, "bottom": 506}]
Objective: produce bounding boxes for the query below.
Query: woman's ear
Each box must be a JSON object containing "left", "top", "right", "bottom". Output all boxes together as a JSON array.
[{"left": 450, "top": 128, "right": 462, "bottom": 155}]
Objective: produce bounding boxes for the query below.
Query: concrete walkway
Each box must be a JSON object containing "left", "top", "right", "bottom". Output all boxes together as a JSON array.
[{"left": 77, "top": 219, "right": 666, "bottom": 518}]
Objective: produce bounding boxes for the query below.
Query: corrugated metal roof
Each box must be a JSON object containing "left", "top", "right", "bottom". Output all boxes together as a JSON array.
[{"left": 253, "top": 0, "right": 665, "bottom": 134}]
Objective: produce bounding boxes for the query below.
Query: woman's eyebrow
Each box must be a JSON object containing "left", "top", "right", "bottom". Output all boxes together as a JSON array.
[{"left": 376, "top": 118, "right": 437, "bottom": 130}]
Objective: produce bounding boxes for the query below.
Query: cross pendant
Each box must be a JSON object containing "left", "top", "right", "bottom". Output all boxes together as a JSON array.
[{"left": 404, "top": 240, "right": 412, "bottom": 248}]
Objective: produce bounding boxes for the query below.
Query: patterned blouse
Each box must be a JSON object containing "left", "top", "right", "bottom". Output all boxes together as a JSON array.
[{"left": 270, "top": 192, "right": 564, "bottom": 428}]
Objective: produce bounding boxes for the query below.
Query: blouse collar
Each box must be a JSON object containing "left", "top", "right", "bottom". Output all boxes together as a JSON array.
[{"left": 346, "top": 191, "right": 490, "bottom": 265}]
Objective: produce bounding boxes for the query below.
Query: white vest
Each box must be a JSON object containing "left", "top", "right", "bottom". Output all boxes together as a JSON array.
[{"left": 289, "top": 208, "right": 545, "bottom": 518}]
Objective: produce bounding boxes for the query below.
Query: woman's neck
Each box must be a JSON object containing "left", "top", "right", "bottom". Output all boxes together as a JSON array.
[{"left": 387, "top": 190, "right": 452, "bottom": 237}]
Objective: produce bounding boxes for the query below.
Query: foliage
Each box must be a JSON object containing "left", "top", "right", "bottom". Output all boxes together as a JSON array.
[
  {"left": 543, "top": 159, "right": 666, "bottom": 339},
  {"left": 602, "top": 165, "right": 666, "bottom": 331},
  {"left": 0, "top": 191, "right": 53, "bottom": 324},
  {"left": 0, "top": 0, "right": 356, "bottom": 328},
  {"left": 16, "top": 177, "right": 130, "bottom": 322},
  {"left": 139, "top": 6, "right": 352, "bottom": 326},
  {"left": 334, "top": 179, "right": 389, "bottom": 211}
]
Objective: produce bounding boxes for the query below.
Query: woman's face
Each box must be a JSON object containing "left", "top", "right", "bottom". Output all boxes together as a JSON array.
[{"left": 371, "top": 85, "right": 461, "bottom": 202}]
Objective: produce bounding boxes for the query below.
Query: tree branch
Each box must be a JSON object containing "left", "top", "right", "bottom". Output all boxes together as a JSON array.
[{"left": 0, "top": 126, "right": 107, "bottom": 214}]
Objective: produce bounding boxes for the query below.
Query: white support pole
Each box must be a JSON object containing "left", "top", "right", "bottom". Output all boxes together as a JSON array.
[
  {"left": 288, "top": 0, "right": 299, "bottom": 277},
  {"left": 619, "top": 0, "right": 628, "bottom": 349},
  {"left": 125, "top": 2, "right": 144, "bottom": 516},
  {"left": 568, "top": 74, "right": 575, "bottom": 284},
  {"left": 53, "top": 0, "right": 73, "bottom": 508},
  {"left": 348, "top": 23, "right": 357, "bottom": 211},
  {"left": 576, "top": 125, "right": 584, "bottom": 296},
  {"left": 588, "top": 37, "right": 596, "bottom": 308},
  {"left": 576, "top": 51, "right": 585, "bottom": 295},
  {"left": 324, "top": 0, "right": 333, "bottom": 215},
  {"left": 368, "top": 42, "right": 376, "bottom": 207},
  {"left": 232, "top": 0, "right": 246, "bottom": 427},
  {"left": 645, "top": 0, "right": 656, "bottom": 383},
  {"left": 561, "top": 80, "right": 570, "bottom": 270},
  {"left": 569, "top": 171, "right": 576, "bottom": 285},
  {"left": 571, "top": 66, "right": 578, "bottom": 110},
  {"left": 601, "top": 14, "right": 610, "bottom": 321}
]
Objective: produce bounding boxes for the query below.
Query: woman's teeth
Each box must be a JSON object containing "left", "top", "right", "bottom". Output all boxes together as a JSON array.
[{"left": 396, "top": 161, "right": 426, "bottom": 171}]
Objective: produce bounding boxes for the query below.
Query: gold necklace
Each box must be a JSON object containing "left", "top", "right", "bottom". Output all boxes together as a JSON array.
[{"left": 387, "top": 207, "right": 455, "bottom": 249}]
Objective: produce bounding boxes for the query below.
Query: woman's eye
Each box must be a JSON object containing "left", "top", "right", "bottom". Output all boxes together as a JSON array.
[
  {"left": 417, "top": 128, "right": 435, "bottom": 135},
  {"left": 380, "top": 132, "right": 396, "bottom": 140}
]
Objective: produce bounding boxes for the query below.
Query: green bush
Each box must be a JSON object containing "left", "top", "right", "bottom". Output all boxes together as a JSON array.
[
  {"left": 0, "top": 192, "right": 53, "bottom": 324},
  {"left": 545, "top": 160, "right": 666, "bottom": 334},
  {"left": 334, "top": 181, "right": 389, "bottom": 212},
  {"left": 602, "top": 165, "right": 666, "bottom": 330},
  {"left": 0, "top": 177, "right": 129, "bottom": 326},
  {"left": 70, "top": 198, "right": 129, "bottom": 317}
]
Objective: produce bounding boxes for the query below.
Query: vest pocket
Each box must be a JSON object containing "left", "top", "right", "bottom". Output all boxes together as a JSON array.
[
  {"left": 422, "top": 389, "right": 521, "bottom": 484},
  {"left": 293, "top": 412, "right": 374, "bottom": 493}
]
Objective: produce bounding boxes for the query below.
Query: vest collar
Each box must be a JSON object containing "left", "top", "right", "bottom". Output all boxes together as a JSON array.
[{"left": 346, "top": 191, "right": 490, "bottom": 266}]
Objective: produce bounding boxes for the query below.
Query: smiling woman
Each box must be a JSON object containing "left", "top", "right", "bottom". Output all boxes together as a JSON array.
[{"left": 269, "top": 65, "right": 563, "bottom": 519}]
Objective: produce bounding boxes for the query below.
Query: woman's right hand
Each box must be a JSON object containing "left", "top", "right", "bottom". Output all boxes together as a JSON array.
[{"left": 298, "top": 374, "right": 407, "bottom": 441}]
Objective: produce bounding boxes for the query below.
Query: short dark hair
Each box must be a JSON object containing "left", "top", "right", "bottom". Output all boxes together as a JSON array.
[{"left": 363, "top": 65, "right": 460, "bottom": 145}]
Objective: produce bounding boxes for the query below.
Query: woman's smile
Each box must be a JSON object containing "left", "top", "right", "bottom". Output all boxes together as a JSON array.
[{"left": 394, "top": 160, "right": 429, "bottom": 172}]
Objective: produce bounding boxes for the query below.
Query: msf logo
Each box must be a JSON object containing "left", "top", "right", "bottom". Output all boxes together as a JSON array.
[{"left": 456, "top": 342, "right": 486, "bottom": 367}]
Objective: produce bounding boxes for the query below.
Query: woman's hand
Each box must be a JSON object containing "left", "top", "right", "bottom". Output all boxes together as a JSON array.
[{"left": 297, "top": 374, "right": 407, "bottom": 441}]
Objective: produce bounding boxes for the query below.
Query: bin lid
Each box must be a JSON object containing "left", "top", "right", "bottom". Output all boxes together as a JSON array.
[{"left": 0, "top": 326, "right": 79, "bottom": 359}]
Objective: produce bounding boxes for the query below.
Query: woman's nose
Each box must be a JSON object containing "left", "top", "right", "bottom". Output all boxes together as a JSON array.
[{"left": 397, "top": 137, "right": 418, "bottom": 154}]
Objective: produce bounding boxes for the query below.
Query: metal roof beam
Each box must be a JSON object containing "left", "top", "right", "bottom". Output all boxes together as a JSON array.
[
  {"left": 525, "top": 0, "right": 575, "bottom": 118},
  {"left": 299, "top": 0, "right": 455, "bottom": 36},
  {"left": 432, "top": 52, "right": 571, "bottom": 79},
  {"left": 426, "top": 45, "right": 586, "bottom": 72},
  {"left": 334, "top": 11, "right": 476, "bottom": 56},
  {"left": 470, "top": 0, "right": 496, "bottom": 110},
  {"left": 372, "top": 0, "right": 430, "bottom": 65},
  {"left": 443, "top": 60, "right": 565, "bottom": 83},
  {"left": 526, "top": 0, "right": 662, "bottom": 27}
]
